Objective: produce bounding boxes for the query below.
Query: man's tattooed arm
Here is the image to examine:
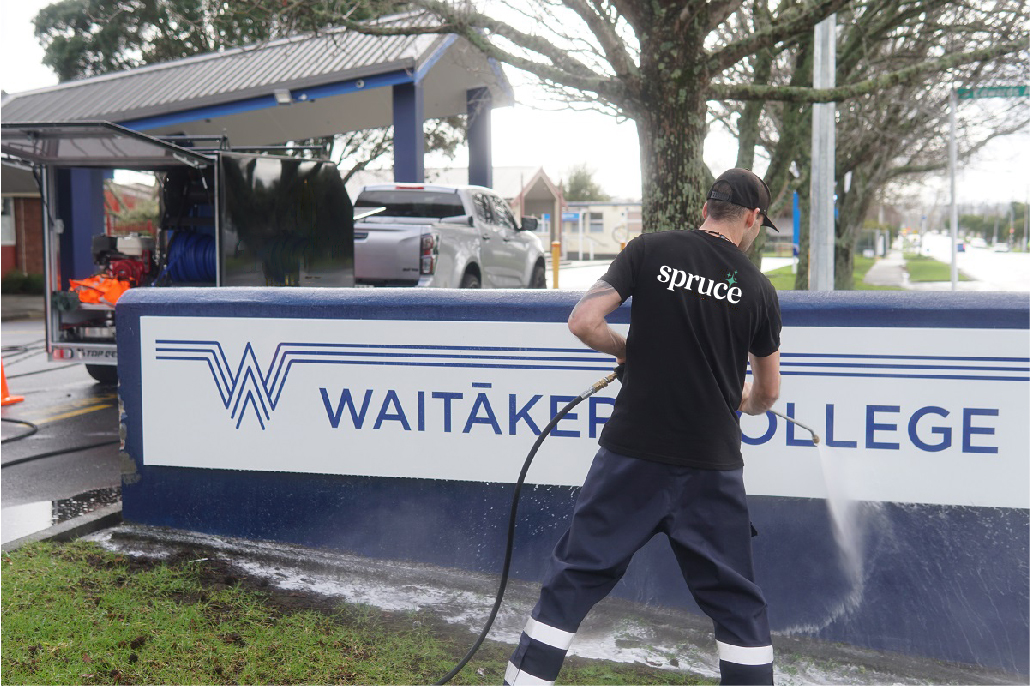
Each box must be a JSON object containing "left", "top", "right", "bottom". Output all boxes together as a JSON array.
[{"left": 568, "top": 280, "right": 627, "bottom": 361}]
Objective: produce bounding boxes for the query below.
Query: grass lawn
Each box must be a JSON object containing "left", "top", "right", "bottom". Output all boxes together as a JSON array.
[
  {"left": 903, "top": 254, "right": 970, "bottom": 282},
  {"left": 2, "top": 542, "right": 714, "bottom": 686},
  {"left": 764, "top": 255, "right": 901, "bottom": 291}
]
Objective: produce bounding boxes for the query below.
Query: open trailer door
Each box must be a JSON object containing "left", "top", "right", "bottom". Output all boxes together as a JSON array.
[
  {"left": 0, "top": 122, "right": 216, "bottom": 384},
  {"left": 0, "top": 121, "right": 212, "bottom": 170}
]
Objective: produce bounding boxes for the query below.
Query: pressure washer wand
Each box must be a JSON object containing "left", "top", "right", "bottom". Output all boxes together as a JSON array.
[
  {"left": 769, "top": 409, "right": 820, "bottom": 445},
  {"left": 433, "top": 370, "right": 618, "bottom": 686}
]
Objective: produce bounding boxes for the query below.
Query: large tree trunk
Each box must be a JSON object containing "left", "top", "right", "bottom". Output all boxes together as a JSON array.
[
  {"left": 635, "top": 20, "right": 710, "bottom": 234},
  {"left": 834, "top": 235, "right": 855, "bottom": 289},
  {"left": 834, "top": 164, "right": 882, "bottom": 289}
]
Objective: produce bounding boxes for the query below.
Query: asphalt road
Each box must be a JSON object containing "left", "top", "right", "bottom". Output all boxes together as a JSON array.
[
  {"left": 1, "top": 319, "right": 120, "bottom": 543},
  {"left": 914, "top": 234, "right": 1030, "bottom": 291}
]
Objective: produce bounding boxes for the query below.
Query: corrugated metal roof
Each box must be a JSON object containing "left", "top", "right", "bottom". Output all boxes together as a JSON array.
[
  {"left": 347, "top": 166, "right": 553, "bottom": 201},
  {"left": 0, "top": 15, "right": 449, "bottom": 124}
]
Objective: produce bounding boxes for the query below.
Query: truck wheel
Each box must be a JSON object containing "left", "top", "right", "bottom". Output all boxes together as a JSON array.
[
  {"left": 530, "top": 263, "right": 547, "bottom": 289},
  {"left": 460, "top": 272, "right": 481, "bottom": 289},
  {"left": 86, "top": 364, "right": 118, "bottom": 387}
]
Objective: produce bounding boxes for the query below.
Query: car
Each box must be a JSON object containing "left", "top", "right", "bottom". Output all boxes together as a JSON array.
[
  {"left": 993, "top": 243, "right": 1010, "bottom": 253},
  {"left": 352, "top": 184, "right": 547, "bottom": 289}
]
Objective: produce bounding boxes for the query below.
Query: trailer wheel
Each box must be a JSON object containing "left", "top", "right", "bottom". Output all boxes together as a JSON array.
[{"left": 86, "top": 364, "right": 118, "bottom": 387}]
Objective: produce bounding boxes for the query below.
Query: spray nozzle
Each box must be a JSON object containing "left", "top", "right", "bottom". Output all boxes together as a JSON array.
[{"left": 770, "top": 410, "right": 820, "bottom": 445}]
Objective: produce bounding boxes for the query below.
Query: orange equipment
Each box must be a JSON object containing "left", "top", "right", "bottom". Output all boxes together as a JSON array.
[
  {"left": 69, "top": 275, "right": 131, "bottom": 307},
  {"left": 1, "top": 361, "right": 24, "bottom": 406}
]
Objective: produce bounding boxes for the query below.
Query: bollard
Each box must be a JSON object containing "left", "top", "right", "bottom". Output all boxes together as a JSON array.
[{"left": 550, "top": 241, "right": 561, "bottom": 289}]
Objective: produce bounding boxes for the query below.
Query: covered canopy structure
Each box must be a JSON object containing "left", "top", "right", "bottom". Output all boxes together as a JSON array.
[
  {"left": 0, "top": 15, "right": 512, "bottom": 287},
  {"left": 0, "top": 14, "right": 513, "bottom": 186}
]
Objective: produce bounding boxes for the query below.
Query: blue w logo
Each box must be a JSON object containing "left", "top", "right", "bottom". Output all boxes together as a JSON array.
[
  {"left": 156, "top": 338, "right": 615, "bottom": 429},
  {"left": 155, "top": 340, "right": 290, "bottom": 429}
]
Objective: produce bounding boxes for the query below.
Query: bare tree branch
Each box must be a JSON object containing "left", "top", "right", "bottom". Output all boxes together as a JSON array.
[
  {"left": 708, "top": 0, "right": 850, "bottom": 71},
  {"left": 566, "top": 0, "right": 639, "bottom": 77},
  {"left": 710, "top": 42, "right": 1025, "bottom": 102}
]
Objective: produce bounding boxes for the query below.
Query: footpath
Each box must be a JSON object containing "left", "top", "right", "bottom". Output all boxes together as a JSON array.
[
  {"left": 861, "top": 250, "right": 909, "bottom": 287},
  {"left": 1, "top": 294, "right": 45, "bottom": 321}
]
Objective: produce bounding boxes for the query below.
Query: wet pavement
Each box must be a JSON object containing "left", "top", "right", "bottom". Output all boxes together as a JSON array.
[
  {"left": 1, "top": 486, "right": 121, "bottom": 545},
  {"left": 86, "top": 524, "right": 1025, "bottom": 686},
  {"left": 2, "top": 319, "right": 121, "bottom": 540}
]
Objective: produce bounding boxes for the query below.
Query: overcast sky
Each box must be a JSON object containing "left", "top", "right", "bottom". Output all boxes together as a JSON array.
[{"left": 2, "top": 0, "right": 1026, "bottom": 205}]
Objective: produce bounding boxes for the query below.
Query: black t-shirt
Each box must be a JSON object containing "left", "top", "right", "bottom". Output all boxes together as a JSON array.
[{"left": 598, "top": 230, "right": 782, "bottom": 469}]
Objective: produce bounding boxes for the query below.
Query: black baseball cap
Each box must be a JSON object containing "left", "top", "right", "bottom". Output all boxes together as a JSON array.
[{"left": 706, "top": 168, "right": 779, "bottom": 232}]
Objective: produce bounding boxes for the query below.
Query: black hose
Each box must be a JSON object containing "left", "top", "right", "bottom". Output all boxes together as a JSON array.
[
  {"left": 1, "top": 439, "right": 120, "bottom": 470},
  {"left": 2, "top": 344, "right": 47, "bottom": 365},
  {"left": 434, "top": 370, "right": 618, "bottom": 685},
  {"left": 1, "top": 418, "right": 39, "bottom": 444},
  {"left": 2, "top": 338, "right": 45, "bottom": 355},
  {"left": 7, "top": 364, "right": 82, "bottom": 379}
]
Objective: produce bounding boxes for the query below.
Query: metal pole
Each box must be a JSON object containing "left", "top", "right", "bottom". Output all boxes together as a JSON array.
[
  {"left": 809, "top": 14, "right": 836, "bottom": 291},
  {"left": 949, "top": 87, "right": 958, "bottom": 290},
  {"left": 40, "top": 165, "right": 56, "bottom": 358},
  {"left": 579, "top": 212, "right": 585, "bottom": 261},
  {"left": 551, "top": 241, "right": 561, "bottom": 289}
]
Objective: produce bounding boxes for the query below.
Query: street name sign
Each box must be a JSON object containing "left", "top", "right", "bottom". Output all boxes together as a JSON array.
[{"left": 957, "top": 86, "right": 1028, "bottom": 99}]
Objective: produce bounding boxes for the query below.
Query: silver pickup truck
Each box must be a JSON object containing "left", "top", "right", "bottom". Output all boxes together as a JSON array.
[{"left": 353, "top": 183, "right": 547, "bottom": 288}]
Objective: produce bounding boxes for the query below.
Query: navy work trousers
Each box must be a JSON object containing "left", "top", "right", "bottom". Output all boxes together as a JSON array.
[{"left": 505, "top": 447, "right": 773, "bottom": 686}]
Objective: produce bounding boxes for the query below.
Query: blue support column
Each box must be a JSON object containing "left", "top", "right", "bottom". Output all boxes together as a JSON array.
[
  {"left": 392, "top": 82, "right": 425, "bottom": 183},
  {"left": 467, "top": 87, "right": 493, "bottom": 188},
  {"left": 56, "top": 168, "right": 106, "bottom": 289}
]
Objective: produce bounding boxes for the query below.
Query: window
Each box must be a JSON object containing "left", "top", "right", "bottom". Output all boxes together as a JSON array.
[
  {"left": 490, "top": 196, "right": 518, "bottom": 231},
  {"left": 472, "top": 194, "right": 494, "bottom": 223},
  {"left": 1, "top": 198, "right": 15, "bottom": 246},
  {"left": 355, "top": 190, "right": 465, "bottom": 219},
  {"left": 589, "top": 211, "right": 604, "bottom": 233},
  {"left": 537, "top": 214, "right": 551, "bottom": 234}
]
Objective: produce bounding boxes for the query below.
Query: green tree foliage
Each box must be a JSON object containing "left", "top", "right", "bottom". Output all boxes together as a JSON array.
[
  {"left": 960, "top": 202, "right": 1027, "bottom": 244},
  {"left": 562, "top": 164, "right": 611, "bottom": 202}
]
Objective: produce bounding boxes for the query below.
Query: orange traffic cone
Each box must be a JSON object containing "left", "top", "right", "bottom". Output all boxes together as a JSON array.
[{"left": 2, "top": 361, "right": 24, "bottom": 406}]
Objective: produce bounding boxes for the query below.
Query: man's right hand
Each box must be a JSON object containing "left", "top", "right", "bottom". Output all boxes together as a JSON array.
[
  {"left": 740, "top": 352, "right": 780, "bottom": 415},
  {"left": 739, "top": 380, "right": 753, "bottom": 413}
]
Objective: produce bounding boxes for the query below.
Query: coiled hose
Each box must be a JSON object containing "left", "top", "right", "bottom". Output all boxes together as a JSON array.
[{"left": 160, "top": 233, "right": 216, "bottom": 283}]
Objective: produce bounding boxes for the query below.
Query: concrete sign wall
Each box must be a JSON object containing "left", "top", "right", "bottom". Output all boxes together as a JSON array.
[{"left": 117, "top": 288, "right": 1029, "bottom": 675}]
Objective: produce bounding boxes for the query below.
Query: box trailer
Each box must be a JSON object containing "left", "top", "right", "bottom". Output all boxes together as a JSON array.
[{"left": 1, "top": 122, "right": 354, "bottom": 384}]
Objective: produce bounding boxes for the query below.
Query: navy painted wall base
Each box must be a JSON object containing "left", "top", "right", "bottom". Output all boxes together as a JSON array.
[{"left": 121, "top": 467, "right": 1028, "bottom": 675}]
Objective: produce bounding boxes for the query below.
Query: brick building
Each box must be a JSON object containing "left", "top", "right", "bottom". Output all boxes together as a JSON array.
[{"left": 1, "top": 164, "right": 44, "bottom": 278}]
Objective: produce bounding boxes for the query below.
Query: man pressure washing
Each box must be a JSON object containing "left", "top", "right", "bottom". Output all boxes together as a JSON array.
[{"left": 505, "top": 169, "right": 783, "bottom": 686}]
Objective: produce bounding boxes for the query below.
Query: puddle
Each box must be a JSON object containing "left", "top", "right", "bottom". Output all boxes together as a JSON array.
[{"left": 1, "top": 486, "right": 121, "bottom": 545}]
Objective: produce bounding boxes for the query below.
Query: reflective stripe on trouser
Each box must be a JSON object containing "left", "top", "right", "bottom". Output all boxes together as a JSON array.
[{"left": 506, "top": 447, "right": 773, "bottom": 686}]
